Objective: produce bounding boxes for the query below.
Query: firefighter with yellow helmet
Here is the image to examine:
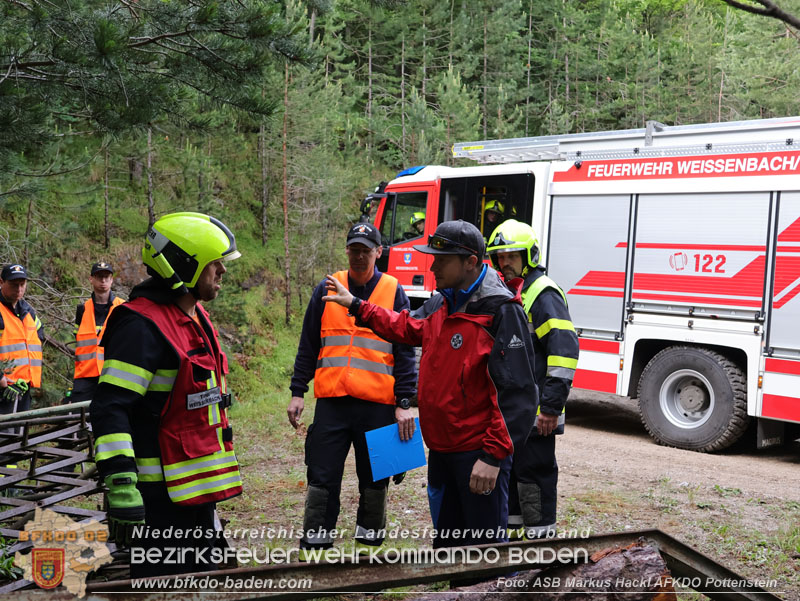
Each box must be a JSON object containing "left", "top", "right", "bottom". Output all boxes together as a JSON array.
[
  {"left": 91, "top": 212, "right": 242, "bottom": 577},
  {"left": 407, "top": 211, "right": 426, "bottom": 238},
  {"left": 483, "top": 200, "right": 504, "bottom": 235},
  {"left": 482, "top": 199, "right": 517, "bottom": 239},
  {"left": 487, "top": 219, "right": 579, "bottom": 539}
]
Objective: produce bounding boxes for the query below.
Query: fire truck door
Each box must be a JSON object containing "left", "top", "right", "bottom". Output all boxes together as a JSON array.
[
  {"left": 548, "top": 194, "right": 631, "bottom": 339},
  {"left": 376, "top": 190, "right": 431, "bottom": 291},
  {"left": 632, "top": 192, "right": 769, "bottom": 319},
  {"left": 767, "top": 191, "right": 800, "bottom": 358},
  {"left": 761, "top": 191, "right": 800, "bottom": 424}
]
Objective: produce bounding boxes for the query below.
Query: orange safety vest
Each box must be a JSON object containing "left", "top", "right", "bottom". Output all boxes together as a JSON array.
[
  {"left": 0, "top": 302, "right": 42, "bottom": 388},
  {"left": 314, "top": 271, "right": 398, "bottom": 405},
  {"left": 74, "top": 296, "right": 124, "bottom": 380}
]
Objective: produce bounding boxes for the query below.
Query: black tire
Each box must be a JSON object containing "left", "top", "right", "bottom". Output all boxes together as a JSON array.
[{"left": 637, "top": 346, "right": 749, "bottom": 452}]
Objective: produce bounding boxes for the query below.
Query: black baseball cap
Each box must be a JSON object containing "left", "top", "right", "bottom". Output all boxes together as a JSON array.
[
  {"left": 91, "top": 262, "right": 114, "bottom": 275},
  {"left": 1, "top": 264, "right": 28, "bottom": 281},
  {"left": 346, "top": 223, "right": 382, "bottom": 249},
  {"left": 414, "top": 220, "right": 485, "bottom": 257}
]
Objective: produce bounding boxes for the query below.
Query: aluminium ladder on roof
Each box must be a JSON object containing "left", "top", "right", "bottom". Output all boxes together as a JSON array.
[{"left": 452, "top": 116, "right": 800, "bottom": 164}]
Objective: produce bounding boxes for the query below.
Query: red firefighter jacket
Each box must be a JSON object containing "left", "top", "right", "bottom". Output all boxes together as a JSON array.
[{"left": 356, "top": 267, "right": 538, "bottom": 463}]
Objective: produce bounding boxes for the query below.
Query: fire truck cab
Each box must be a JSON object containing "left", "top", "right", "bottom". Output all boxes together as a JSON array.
[{"left": 363, "top": 116, "right": 800, "bottom": 452}]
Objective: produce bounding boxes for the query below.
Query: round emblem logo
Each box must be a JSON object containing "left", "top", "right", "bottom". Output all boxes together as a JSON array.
[{"left": 450, "top": 333, "right": 463, "bottom": 349}]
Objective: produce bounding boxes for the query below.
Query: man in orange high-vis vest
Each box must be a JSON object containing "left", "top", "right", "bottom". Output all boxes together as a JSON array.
[
  {"left": 288, "top": 222, "right": 417, "bottom": 554},
  {"left": 71, "top": 262, "right": 124, "bottom": 402},
  {"left": 0, "top": 264, "right": 43, "bottom": 425}
]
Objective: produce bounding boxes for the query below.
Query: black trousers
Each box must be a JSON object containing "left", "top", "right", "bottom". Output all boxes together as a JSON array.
[
  {"left": 0, "top": 389, "right": 31, "bottom": 436},
  {"left": 130, "top": 483, "right": 217, "bottom": 578},
  {"left": 302, "top": 397, "right": 394, "bottom": 547},
  {"left": 69, "top": 377, "right": 99, "bottom": 403},
  {"left": 509, "top": 434, "right": 558, "bottom": 529},
  {"left": 427, "top": 449, "right": 511, "bottom": 548}
]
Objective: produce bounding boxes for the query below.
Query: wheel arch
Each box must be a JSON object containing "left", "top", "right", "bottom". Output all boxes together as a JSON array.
[{"left": 626, "top": 339, "right": 748, "bottom": 398}]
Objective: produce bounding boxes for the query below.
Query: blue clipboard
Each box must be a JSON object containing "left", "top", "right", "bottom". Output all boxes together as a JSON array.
[{"left": 365, "top": 417, "right": 426, "bottom": 481}]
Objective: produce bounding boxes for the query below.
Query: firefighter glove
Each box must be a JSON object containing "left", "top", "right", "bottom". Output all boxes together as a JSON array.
[
  {"left": 104, "top": 472, "right": 145, "bottom": 546},
  {"left": 1, "top": 380, "right": 27, "bottom": 406},
  {"left": 392, "top": 472, "right": 406, "bottom": 486}
]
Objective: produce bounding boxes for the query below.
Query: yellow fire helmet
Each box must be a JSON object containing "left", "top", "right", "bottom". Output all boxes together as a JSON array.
[
  {"left": 143, "top": 212, "right": 241, "bottom": 293},
  {"left": 486, "top": 219, "right": 540, "bottom": 272}
]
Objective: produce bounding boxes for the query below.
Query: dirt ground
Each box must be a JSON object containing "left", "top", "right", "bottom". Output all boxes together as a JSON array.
[
  {"left": 232, "top": 390, "right": 800, "bottom": 599},
  {"left": 562, "top": 391, "right": 800, "bottom": 504},
  {"left": 535, "top": 391, "right": 800, "bottom": 599}
]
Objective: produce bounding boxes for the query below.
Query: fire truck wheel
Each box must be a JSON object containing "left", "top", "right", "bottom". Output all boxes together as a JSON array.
[{"left": 637, "top": 346, "right": 749, "bottom": 452}]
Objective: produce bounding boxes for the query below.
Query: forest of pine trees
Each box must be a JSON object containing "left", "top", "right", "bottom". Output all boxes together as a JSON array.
[{"left": 1, "top": 0, "right": 799, "bottom": 397}]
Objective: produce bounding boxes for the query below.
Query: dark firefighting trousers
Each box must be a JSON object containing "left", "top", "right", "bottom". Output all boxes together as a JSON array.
[
  {"left": 69, "top": 377, "right": 99, "bottom": 403},
  {"left": 0, "top": 389, "right": 31, "bottom": 436},
  {"left": 301, "top": 396, "right": 394, "bottom": 549},
  {"left": 130, "top": 483, "right": 217, "bottom": 578},
  {"left": 509, "top": 433, "right": 558, "bottom": 537},
  {"left": 427, "top": 449, "right": 511, "bottom": 548}
]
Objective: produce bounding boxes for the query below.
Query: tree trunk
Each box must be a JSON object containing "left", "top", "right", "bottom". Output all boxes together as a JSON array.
[
  {"left": 415, "top": 543, "right": 675, "bottom": 601},
  {"left": 259, "top": 86, "right": 270, "bottom": 247},
  {"left": 401, "top": 35, "right": 406, "bottom": 157},
  {"left": 367, "top": 24, "right": 373, "bottom": 159},
  {"left": 309, "top": 8, "right": 316, "bottom": 48},
  {"left": 421, "top": 7, "right": 427, "bottom": 98},
  {"left": 146, "top": 128, "right": 155, "bottom": 227},
  {"left": 24, "top": 196, "right": 34, "bottom": 266},
  {"left": 657, "top": 44, "right": 662, "bottom": 115},
  {"left": 206, "top": 138, "right": 212, "bottom": 204},
  {"left": 448, "top": 0, "right": 455, "bottom": 67},
  {"left": 259, "top": 122, "right": 270, "bottom": 247},
  {"left": 482, "top": 14, "right": 488, "bottom": 138},
  {"left": 104, "top": 145, "right": 110, "bottom": 249},
  {"left": 718, "top": 8, "right": 729, "bottom": 122},
  {"left": 282, "top": 63, "right": 291, "bottom": 325},
  {"left": 595, "top": 37, "right": 602, "bottom": 130},
  {"left": 563, "top": 2, "right": 570, "bottom": 106},
  {"left": 526, "top": 2, "right": 532, "bottom": 136}
]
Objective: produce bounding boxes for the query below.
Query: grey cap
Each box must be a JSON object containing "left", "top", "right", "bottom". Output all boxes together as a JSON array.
[{"left": 413, "top": 220, "right": 485, "bottom": 257}]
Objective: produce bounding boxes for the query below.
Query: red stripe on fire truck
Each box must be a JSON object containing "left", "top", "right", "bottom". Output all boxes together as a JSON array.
[
  {"left": 574, "top": 338, "right": 620, "bottom": 394},
  {"left": 762, "top": 358, "right": 800, "bottom": 422}
]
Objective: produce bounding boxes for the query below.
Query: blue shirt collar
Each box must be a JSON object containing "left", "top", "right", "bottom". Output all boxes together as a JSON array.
[{"left": 441, "top": 264, "right": 487, "bottom": 314}]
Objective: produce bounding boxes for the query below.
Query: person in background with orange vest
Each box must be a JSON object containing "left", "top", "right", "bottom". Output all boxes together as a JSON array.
[
  {"left": 0, "top": 264, "right": 43, "bottom": 426},
  {"left": 71, "top": 262, "right": 124, "bottom": 403},
  {"left": 91, "top": 213, "right": 242, "bottom": 578},
  {"left": 288, "top": 222, "right": 417, "bottom": 554}
]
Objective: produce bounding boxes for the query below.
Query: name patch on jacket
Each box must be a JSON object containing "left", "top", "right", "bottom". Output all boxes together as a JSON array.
[{"left": 187, "top": 387, "right": 223, "bottom": 410}]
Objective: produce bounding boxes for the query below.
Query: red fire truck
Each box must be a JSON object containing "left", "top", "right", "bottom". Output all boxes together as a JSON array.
[{"left": 361, "top": 116, "right": 800, "bottom": 452}]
